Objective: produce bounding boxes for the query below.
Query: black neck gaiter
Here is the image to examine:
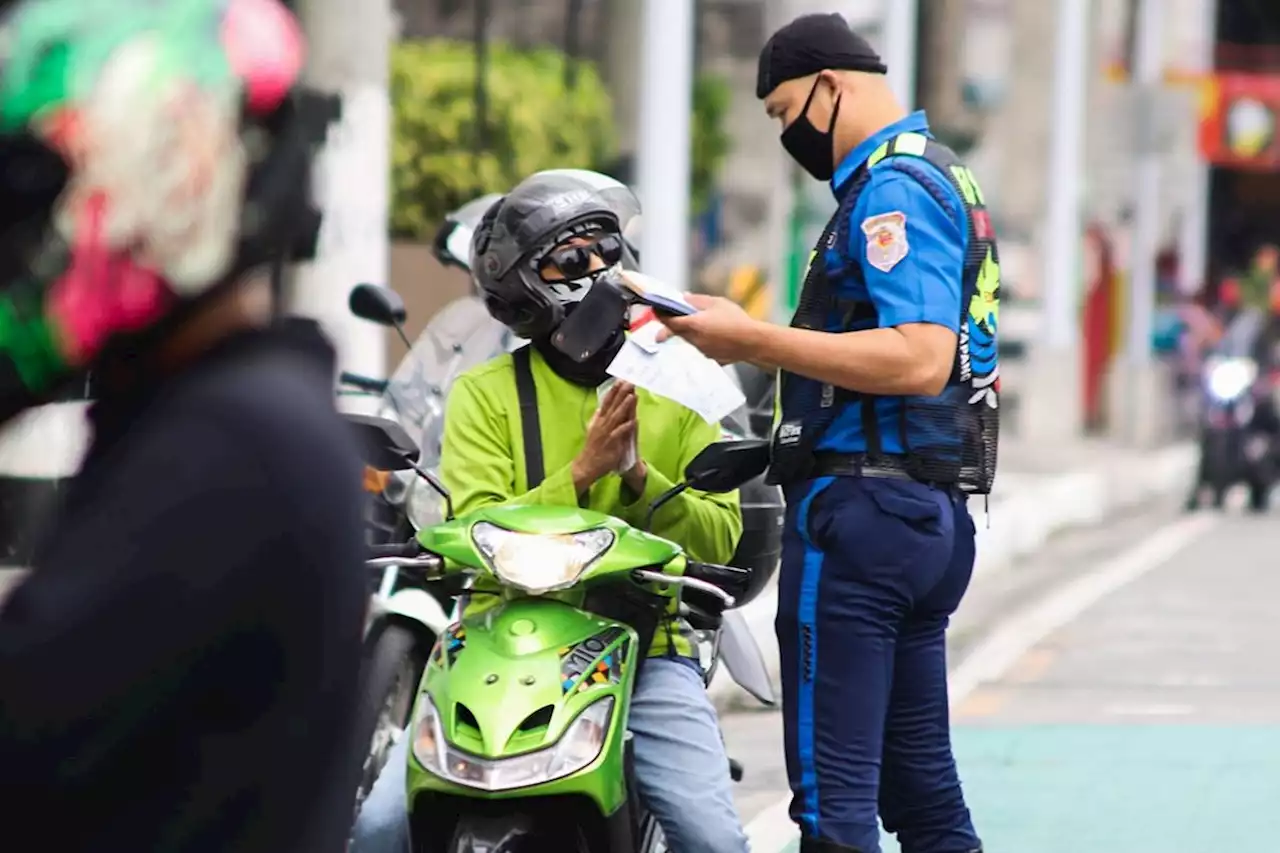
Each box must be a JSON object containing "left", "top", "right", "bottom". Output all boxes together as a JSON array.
[{"left": 533, "top": 325, "right": 626, "bottom": 388}]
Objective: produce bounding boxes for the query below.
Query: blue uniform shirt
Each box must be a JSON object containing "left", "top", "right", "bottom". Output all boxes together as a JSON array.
[{"left": 815, "top": 111, "right": 969, "bottom": 455}]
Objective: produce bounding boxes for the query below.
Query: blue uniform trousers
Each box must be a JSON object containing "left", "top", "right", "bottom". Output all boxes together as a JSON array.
[{"left": 777, "top": 475, "right": 982, "bottom": 853}]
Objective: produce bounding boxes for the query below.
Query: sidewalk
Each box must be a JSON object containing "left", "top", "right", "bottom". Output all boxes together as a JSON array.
[{"left": 708, "top": 438, "right": 1198, "bottom": 710}]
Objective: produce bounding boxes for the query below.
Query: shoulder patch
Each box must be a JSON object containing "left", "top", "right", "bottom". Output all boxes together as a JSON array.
[{"left": 860, "top": 211, "right": 909, "bottom": 273}]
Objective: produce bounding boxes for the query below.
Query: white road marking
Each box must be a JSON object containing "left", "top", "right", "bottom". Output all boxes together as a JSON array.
[
  {"left": 743, "top": 513, "right": 1219, "bottom": 851},
  {"left": 1103, "top": 703, "right": 1195, "bottom": 717}
]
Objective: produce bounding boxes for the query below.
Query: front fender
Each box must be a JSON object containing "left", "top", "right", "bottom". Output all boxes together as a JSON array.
[{"left": 383, "top": 587, "right": 451, "bottom": 636}]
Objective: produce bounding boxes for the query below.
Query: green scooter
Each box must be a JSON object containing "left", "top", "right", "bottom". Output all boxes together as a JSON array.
[{"left": 355, "top": 415, "right": 773, "bottom": 852}]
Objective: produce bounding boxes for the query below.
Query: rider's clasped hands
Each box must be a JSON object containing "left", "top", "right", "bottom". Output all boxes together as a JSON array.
[{"left": 572, "top": 380, "right": 639, "bottom": 492}]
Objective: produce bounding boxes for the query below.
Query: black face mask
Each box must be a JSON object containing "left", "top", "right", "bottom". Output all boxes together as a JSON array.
[
  {"left": 534, "top": 308, "right": 626, "bottom": 388},
  {"left": 780, "top": 78, "right": 841, "bottom": 182}
]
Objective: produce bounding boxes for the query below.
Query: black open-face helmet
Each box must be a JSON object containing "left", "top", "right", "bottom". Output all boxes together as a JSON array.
[{"left": 471, "top": 169, "right": 641, "bottom": 340}]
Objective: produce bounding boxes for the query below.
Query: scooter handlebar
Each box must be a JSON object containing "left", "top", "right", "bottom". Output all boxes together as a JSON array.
[
  {"left": 340, "top": 371, "right": 388, "bottom": 394},
  {"left": 368, "top": 541, "right": 421, "bottom": 559},
  {"left": 684, "top": 561, "right": 751, "bottom": 590},
  {"left": 632, "top": 568, "right": 737, "bottom": 609}
]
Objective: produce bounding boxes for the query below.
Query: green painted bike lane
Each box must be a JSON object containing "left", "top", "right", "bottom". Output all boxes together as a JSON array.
[
  {"left": 779, "top": 514, "right": 1280, "bottom": 851},
  {"left": 781, "top": 726, "right": 1280, "bottom": 852}
]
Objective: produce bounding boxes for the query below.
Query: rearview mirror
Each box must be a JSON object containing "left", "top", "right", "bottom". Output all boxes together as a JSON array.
[
  {"left": 349, "top": 283, "right": 407, "bottom": 327},
  {"left": 684, "top": 440, "right": 771, "bottom": 493},
  {"left": 431, "top": 220, "right": 475, "bottom": 272},
  {"left": 345, "top": 414, "right": 419, "bottom": 471}
]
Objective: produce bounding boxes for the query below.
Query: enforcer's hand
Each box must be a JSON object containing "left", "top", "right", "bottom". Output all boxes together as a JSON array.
[{"left": 654, "top": 294, "right": 764, "bottom": 365}]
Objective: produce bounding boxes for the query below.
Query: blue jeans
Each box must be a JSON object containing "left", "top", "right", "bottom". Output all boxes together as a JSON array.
[
  {"left": 778, "top": 476, "right": 982, "bottom": 853},
  {"left": 350, "top": 656, "right": 748, "bottom": 853}
]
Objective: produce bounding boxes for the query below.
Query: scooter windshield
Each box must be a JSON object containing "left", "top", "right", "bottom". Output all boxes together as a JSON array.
[{"left": 380, "top": 296, "right": 519, "bottom": 474}]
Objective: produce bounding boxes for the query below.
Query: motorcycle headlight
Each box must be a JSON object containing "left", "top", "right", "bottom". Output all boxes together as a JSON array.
[
  {"left": 412, "top": 693, "right": 614, "bottom": 791},
  {"left": 470, "top": 522, "right": 614, "bottom": 595},
  {"left": 1207, "top": 357, "right": 1258, "bottom": 401}
]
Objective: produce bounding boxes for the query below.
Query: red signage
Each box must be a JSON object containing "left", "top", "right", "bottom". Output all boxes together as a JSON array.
[{"left": 1200, "top": 72, "right": 1280, "bottom": 170}]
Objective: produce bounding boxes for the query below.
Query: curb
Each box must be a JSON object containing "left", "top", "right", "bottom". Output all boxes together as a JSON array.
[{"left": 707, "top": 442, "right": 1198, "bottom": 711}]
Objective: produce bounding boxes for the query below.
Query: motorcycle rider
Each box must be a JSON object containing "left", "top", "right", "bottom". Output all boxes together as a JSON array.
[
  {"left": 0, "top": 2, "right": 369, "bottom": 851},
  {"left": 351, "top": 171, "right": 751, "bottom": 853}
]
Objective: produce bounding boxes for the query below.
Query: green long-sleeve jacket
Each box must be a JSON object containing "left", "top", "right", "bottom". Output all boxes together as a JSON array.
[{"left": 440, "top": 347, "right": 742, "bottom": 659}]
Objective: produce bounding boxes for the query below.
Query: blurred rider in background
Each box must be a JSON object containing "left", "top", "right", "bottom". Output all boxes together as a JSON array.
[{"left": 0, "top": 2, "right": 368, "bottom": 851}]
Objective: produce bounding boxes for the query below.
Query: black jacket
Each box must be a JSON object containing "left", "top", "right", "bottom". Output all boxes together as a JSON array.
[{"left": 0, "top": 320, "right": 367, "bottom": 852}]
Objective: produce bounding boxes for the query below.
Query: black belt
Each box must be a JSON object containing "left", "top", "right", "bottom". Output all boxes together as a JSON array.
[
  {"left": 810, "top": 452, "right": 913, "bottom": 480},
  {"left": 808, "top": 453, "right": 955, "bottom": 492}
]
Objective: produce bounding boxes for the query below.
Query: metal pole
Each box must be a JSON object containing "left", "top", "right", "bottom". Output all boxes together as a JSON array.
[
  {"left": 1126, "top": 0, "right": 1164, "bottom": 366},
  {"left": 881, "top": 0, "right": 919, "bottom": 110},
  {"left": 1041, "top": 0, "right": 1089, "bottom": 350},
  {"left": 1179, "top": 0, "right": 1217, "bottom": 295},
  {"left": 289, "top": 0, "right": 391, "bottom": 382},
  {"left": 636, "top": 0, "right": 694, "bottom": 292}
]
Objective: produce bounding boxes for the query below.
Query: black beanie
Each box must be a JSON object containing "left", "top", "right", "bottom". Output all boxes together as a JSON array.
[{"left": 756, "top": 13, "right": 887, "bottom": 100}]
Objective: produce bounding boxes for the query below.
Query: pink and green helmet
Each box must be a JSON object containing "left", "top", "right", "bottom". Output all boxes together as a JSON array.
[{"left": 0, "top": 0, "right": 304, "bottom": 391}]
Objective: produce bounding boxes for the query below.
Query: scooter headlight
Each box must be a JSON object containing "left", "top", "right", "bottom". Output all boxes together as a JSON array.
[
  {"left": 470, "top": 522, "right": 614, "bottom": 595},
  {"left": 411, "top": 693, "right": 614, "bottom": 791},
  {"left": 1207, "top": 357, "right": 1257, "bottom": 401}
]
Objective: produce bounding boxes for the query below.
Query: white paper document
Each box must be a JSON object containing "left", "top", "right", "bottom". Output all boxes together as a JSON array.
[{"left": 607, "top": 335, "right": 746, "bottom": 425}]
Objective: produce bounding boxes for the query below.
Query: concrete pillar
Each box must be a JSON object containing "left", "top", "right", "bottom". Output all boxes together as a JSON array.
[
  {"left": 915, "top": 0, "right": 971, "bottom": 132},
  {"left": 288, "top": 0, "right": 392, "bottom": 381},
  {"left": 1112, "top": 0, "right": 1172, "bottom": 448},
  {"left": 1017, "top": 0, "right": 1091, "bottom": 446},
  {"left": 988, "top": 0, "right": 1058, "bottom": 239},
  {"left": 881, "top": 0, "right": 919, "bottom": 110},
  {"left": 1179, "top": 0, "right": 1217, "bottom": 293},
  {"left": 599, "top": 0, "right": 642, "bottom": 159},
  {"left": 636, "top": 0, "right": 695, "bottom": 291}
]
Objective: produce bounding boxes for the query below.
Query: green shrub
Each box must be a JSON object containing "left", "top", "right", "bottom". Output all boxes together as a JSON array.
[
  {"left": 390, "top": 39, "right": 618, "bottom": 240},
  {"left": 390, "top": 40, "right": 735, "bottom": 238},
  {"left": 690, "top": 72, "right": 733, "bottom": 216}
]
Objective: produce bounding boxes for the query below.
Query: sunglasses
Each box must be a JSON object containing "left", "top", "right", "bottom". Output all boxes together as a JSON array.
[{"left": 539, "top": 234, "right": 625, "bottom": 281}]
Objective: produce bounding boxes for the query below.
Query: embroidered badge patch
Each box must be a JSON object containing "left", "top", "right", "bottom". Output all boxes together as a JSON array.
[{"left": 861, "top": 211, "right": 909, "bottom": 272}]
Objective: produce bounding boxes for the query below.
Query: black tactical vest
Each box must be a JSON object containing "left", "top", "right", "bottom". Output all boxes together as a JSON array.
[{"left": 768, "top": 131, "right": 1000, "bottom": 494}]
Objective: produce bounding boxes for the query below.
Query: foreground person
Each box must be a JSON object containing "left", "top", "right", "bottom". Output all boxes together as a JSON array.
[{"left": 0, "top": 2, "right": 368, "bottom": 850}]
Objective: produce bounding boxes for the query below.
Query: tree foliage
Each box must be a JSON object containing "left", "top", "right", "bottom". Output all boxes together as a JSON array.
[
  {"left": 390, "top": 39, "right": 617, "bottom": 240},
  {"left": 389, "top": 39, "right": 735, "bottom": 240},
  {"left": 690, "top": 72, "right": 732, "bottom": 216}
]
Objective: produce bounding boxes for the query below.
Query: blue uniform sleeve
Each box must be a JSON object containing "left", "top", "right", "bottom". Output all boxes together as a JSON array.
[{"left": 846, "top": 167, "right": 966, "bottom": 331}]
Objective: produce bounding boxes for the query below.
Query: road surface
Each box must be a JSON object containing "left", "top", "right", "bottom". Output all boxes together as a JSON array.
[
  {"left": 721, "top": 497, "right": 1278, "bottom": 852},
  {"left": 4, "top": 495, "right": 1269, "bottom": 851}
]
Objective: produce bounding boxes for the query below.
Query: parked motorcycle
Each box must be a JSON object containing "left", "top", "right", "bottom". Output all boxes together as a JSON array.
[
  {"left": 340, "top": 288, "right": 460, "bottom": 807},
  {"left": 342, "top": 409, "right": 450, "bottom": 808},
  {"left": 360, "top": 421, "right": 775, "bottom": 852}
]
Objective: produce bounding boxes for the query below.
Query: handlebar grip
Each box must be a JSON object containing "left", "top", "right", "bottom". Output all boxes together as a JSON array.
[
  {"left": 368, "top": 541, "right": 421, "bottom": 559},
  {"left": 340, "top": 371, "right": 388, "bottom": 394},
  {"left": 685, "top": 561, "right": 751, "bottom": 590}
]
